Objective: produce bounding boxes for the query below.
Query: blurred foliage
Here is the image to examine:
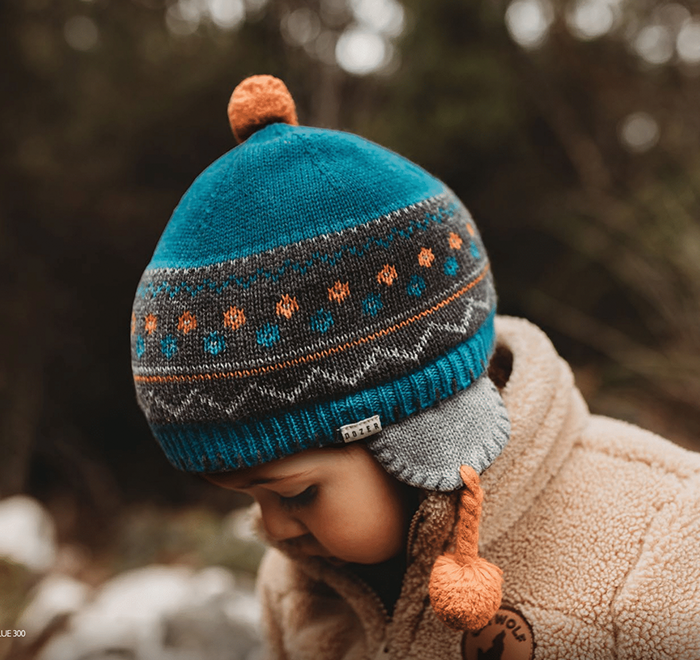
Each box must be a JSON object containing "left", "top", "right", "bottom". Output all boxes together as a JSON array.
[
  {"left": 113, "top": 505, "right": 265, "bottom": 575},
  {"left": 1, "top": 0, "right": 699, "bottom": 543}
]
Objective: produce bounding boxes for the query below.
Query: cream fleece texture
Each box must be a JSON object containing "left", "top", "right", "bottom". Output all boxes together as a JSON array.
[{"left": 256, "top": 316, "right": 700, "bottom": 660}]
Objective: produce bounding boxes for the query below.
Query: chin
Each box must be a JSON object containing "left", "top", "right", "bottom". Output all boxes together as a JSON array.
[{"left": 345, "top": 549, "right": 402, "bottom": 565}]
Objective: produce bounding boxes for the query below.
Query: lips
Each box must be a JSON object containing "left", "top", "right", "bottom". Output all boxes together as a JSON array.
[
  {"left": 281, "top": 535, "right": 348, "bottom": 566},
  {"left": 281, "top": 533, "right": 326, "bottom": 556}
]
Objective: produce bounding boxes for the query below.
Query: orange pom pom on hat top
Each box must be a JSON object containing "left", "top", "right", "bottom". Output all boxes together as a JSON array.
[
  {"left": 429, "top": 465, "right": 503, "bottom": 631},
  {"left": 227, "top": 75, "right": 299, "bottom": 143}
]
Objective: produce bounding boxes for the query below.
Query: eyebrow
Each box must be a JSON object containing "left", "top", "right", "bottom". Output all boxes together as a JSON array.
[
  {"left": 236, "top": 470, "right": 311, "bottom": 490},
  {"left": 238, "top": 476, "right": 285, "bottom": 488}
]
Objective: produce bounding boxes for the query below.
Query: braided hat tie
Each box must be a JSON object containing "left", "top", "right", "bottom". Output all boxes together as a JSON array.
[{"left": 429, "top": 465, "right": 502, "bottom": 630}]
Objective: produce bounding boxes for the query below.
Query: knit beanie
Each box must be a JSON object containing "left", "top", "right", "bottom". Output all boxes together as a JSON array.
[{"left": 131, "top": 75, "right": 510, "bottom": 630}]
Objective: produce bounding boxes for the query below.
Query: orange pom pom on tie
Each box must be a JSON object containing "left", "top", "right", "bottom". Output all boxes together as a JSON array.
[
  {"left": 429, "top": 465, "right": 503, "bottom": 631},
  {"left": 227, "top": 75, "right": 299, "bottom": 144}
]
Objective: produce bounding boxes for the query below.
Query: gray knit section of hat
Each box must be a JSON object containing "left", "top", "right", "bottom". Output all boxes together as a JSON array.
[{"left": 366, "top": 372, "right": 510, "bottom": 491}]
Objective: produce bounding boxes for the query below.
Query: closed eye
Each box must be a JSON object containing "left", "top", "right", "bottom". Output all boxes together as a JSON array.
[{"left": 279, "top": 485, "right": 318, "bottom": 511}]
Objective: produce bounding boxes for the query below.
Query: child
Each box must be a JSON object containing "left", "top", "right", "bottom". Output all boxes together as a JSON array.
[{"left": 131, "top": 75, "right": 700, "bottom": 660}]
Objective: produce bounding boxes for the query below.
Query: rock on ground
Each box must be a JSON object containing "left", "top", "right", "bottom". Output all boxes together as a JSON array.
[
  {"left": 26, "top": 565, "right": 261, "bottom": 660},
  {"left": 0, "top": 496, "right": 56, "bottom": 573}
]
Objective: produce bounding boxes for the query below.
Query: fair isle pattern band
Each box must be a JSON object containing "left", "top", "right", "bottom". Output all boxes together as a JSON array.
[
  {"left": 132, "top": 190, "right": 494, "bottom": 423},
  {"left": 153, "top": 311, "right": 495, "bottom": 472}
]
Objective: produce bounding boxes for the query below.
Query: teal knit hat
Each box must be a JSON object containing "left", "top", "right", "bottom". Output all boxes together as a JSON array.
[{"left": 131, "top": 75, "right": 509, "bottom": 489}]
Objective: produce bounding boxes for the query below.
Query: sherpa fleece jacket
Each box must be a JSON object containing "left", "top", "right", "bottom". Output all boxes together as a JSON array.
[{"left": 255, "top": 316, "right": 700, "bottom": 660}]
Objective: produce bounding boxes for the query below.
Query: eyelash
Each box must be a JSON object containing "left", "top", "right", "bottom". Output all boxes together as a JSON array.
[{"left": 278, "top": 485, "right": 318, "bottom": 511}]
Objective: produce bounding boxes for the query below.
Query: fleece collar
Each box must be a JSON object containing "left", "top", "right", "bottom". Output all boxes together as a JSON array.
[{"left": 478, "top": 316, "right": 588, "bottom": 547}]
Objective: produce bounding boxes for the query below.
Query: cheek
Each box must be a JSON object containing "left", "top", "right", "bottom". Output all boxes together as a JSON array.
[{"left": 309, "top": 479, "right": 409, "bottom": 564}]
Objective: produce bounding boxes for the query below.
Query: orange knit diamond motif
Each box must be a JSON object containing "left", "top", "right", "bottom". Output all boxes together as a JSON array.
[
  {"left": 144, "top": 314, "right": 157, "bottom": 335},
  {"left": 177, "top": 311, "right": 197, "bottom": 334},
  {"left": 276, "top": 294, "right": 299, "bottom": 319},
  {"left": 223, "top": 306, "right": 246, "bottom": 330},
  {"left": 449, "top": 232, "right": 463, "bottom": 250},
  {"left": 328, "top": 281, "right": 350, "bottom": 303},
  {"left": 377, "top": 264, "right": 398, "bottom": 286},
  {"left": 418, "top": 247, "right": 435, "bottom": 267}
]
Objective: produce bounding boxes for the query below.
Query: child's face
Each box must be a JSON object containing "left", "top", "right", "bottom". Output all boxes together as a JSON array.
[{"left": 205, "top": 443, "right": 412, "bottom": 565}]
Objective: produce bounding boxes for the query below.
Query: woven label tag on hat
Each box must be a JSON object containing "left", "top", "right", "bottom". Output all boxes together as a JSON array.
[{"left": 339, "top": 415, "right": 382, "bottom": 443}]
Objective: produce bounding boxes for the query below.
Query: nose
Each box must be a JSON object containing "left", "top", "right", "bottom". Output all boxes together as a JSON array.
[{"left": 260, "top": 503, "right": 307, "bottom": 542}]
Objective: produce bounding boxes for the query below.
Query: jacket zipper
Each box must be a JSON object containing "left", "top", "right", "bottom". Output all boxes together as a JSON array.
[
  {"left": 367, "top": 497, "right": 432, "bottom": 659},
  {"left": 331, "top": 564, "right": 391, "bottom": 658},
  {"left": 373, "top": 631, "right": 390, "bottom": 660},
  {"left": 359, "top": 577, "right": 391, "bottom": 658}
]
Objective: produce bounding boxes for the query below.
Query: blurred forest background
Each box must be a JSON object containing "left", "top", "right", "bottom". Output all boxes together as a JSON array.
[{"left": 2, "top": 0, "right": 700, "bottom": 554}]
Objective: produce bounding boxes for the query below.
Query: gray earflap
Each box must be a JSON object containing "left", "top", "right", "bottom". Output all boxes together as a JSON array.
[{"left": 366, "top": 373, "right": 510, "bottom": 491}]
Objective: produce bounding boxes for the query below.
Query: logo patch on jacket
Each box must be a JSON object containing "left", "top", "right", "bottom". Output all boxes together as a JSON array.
[{"left": 461, "top": 604, "right": 534, "bottom": 660}]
